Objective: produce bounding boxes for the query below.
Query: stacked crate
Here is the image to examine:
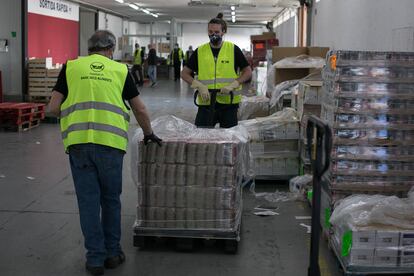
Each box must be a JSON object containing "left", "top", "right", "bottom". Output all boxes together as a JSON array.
[
  {"left": 135, "top": 136, "right": 246, "bottom": 235},
  {"left": 239, "top": 108, "right": 300, "bottom": 179},
  {"left": 28, "top": 58, "right": 59, "bottom": 103},
  {"left": 321, "top": 50, "right": 414, "bottom": 271}
]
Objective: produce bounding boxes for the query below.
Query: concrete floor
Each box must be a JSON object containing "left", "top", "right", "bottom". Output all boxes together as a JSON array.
[{"left": 0, "top": 80, "right": 342, "bottom": 276}]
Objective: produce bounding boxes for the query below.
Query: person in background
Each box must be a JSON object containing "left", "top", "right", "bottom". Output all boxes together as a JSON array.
[
  {"left": 147, "top": 45, "right": 158, "bottom": 87},
  {"left": 131, "top": 43, "right": 144, "bottom": 86},
  {"left": 181, "top": 13, "right": 252, "bottom": 128},
  {"left": 48, "top": 30, "right": 162, "bottom": 276},
  {"left": 169, "top": 43, "right": 184, "bottom": 81},
  {"left": 183, "top": 45, "right": 194, "bottom": 67}
]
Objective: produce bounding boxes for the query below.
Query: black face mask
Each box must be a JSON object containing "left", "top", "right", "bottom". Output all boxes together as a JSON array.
[{"left": 209, "top": 34, "right": 222, "bottom": 45}]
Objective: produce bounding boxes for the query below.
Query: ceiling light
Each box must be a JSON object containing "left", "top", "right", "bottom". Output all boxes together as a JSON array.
[
  {"left": 232, "top": 15, "right": 236, "bottom": 20},
  {"left": 232, "top": 17, "right": 236, "bottom": 23},
  {"left": 230, "top": 6, "right": 235, "bottom": 11},
  {"left": 142, "top": 8, "right": 150, "bottom": 14},
  {"left": 115, "top": 0, "right": 124, "bottom": 3},
  {"left": 231, "top": 11, "right": 235, "bottom": 16},
  {"left": 151, "top": 13, "right": 159, "bottom": 18},
  {"left": 128, "top": 3, "right": 139, "bottom": 10}
]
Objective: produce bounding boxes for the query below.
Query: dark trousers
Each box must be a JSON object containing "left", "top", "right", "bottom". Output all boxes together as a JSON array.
[
  {"left": 174, "top": 63, "right": 181, "bottom": 81},
  {"left": 68, "top": 144, "right": 124, "bottom": 266},
  {"left": 195, "top": 103, "right": 238, "bottom": 128},
  {"left": 131, "top": 64, "right": 144, "bottom": 85}
]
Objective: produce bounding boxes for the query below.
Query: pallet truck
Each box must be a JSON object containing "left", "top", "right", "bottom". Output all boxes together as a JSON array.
[{"left": 306, "top": 115, "right": 332, "bottom": 276}]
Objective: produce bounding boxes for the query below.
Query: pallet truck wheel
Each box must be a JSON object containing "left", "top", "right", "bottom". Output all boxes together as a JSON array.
[
  {"left": 175, "top": 238, "right": 194, "bottom": 252},
  {"left": 224, "top": 240, "right": 238, "bottom": 254}
]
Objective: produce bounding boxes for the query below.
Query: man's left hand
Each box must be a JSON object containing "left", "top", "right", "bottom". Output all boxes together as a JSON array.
[{"left": 220, "top": 80, "right": 240, "bottom": 94}]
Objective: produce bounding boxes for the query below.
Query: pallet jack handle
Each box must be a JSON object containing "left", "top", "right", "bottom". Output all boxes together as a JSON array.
[{"left": 306, "top": 115, "right": 332, "bottom": 276}]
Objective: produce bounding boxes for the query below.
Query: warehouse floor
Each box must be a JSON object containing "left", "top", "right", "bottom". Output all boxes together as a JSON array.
[{"left": 0, "top": 80, "right": 342, "bottom": 276}]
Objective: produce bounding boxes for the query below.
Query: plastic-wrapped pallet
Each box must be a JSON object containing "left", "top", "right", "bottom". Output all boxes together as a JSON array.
[
  {"left": 131, "top": 115, "right": 249, "bottom": 238},
  {"left": 239, "top": 108, "right": 300, "bottom": 179},
  {"left": 237, "top": 96, "right": 270, "bottom": 120},
  {"left": 329, "top": 191, "right": 414, "bottom": 270},
  {"left": 321, "top": 50, "right": 414, "bottom": 198}
]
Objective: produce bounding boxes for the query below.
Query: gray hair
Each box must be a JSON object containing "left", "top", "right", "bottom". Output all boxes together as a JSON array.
[{"left": 88, "top": 30, "right": 116, "bottom": 52}]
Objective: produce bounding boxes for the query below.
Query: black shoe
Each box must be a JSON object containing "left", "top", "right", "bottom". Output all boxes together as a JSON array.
[
  {"left": 151, "top": 82, "right": 157, "bottom": 87},
  {"left": 85, "top": 263, "right": 104, "bottom": 276},
  {"left": 104, "top": 252, "right": 125, "bottom": 269}
]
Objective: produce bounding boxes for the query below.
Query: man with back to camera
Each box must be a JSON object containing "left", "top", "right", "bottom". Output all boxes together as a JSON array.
[
  {"left": 48, "top": 30, "right": 162, "bottom": 276},
  {"left": 181, "top": 13, "right": 252, "bottom": 128}
]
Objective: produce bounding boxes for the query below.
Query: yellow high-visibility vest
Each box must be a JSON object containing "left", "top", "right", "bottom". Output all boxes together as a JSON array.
[
  {"left": 197, "top": 41, "right": 241, "bottom": 105},
  {"left": 60, "top": 54, "right": 130, "bottom": 152}
]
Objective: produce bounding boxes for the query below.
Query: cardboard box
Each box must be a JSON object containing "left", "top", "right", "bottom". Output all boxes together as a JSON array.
[
  {"left": 352, "top": 231, "right": 377, "bottom": 248},
  {"left": 400, "top": 232, "right": 414, "bottom": 247},
  {"left": 348, "top": 248, "right": 374, "bottom": 266},
  {"left": 400, "top": 248, "right": 414, "bottom": 266},
  {"left": 376, "top": 231, "right": 400, "bottom": 248},
  {"left": 271, "top": 47, "right": 329, "bottom": 84},
  {"left": 374, "top": 248, "right": 398, "bottom": 266}
]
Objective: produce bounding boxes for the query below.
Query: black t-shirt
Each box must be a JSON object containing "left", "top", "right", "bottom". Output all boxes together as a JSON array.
[
  {"left": 147, "top": 49, "right": 157, "bottom": 65},
  {"left": 53, "top": 64, "right": 139, "bottom": 101},
  {"left": 185, "top": 43, "right": 249, "bottom": 73}
]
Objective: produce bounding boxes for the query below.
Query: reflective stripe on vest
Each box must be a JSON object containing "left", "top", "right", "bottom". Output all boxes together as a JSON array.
[
  {"left": 134, "top": 49, "right": 142, "bottom": 65},
  {"left": 60, "top": 101, "right": 130, "bottom": 122},
  {"left": 61, "top": 122, "right": 128, "bottom": 140},
  {"left": 61, "top": 54, "right": 130, "bottom": 152},
  {"left": 197, "top": 41, "right": 241, "bottom": 105}
]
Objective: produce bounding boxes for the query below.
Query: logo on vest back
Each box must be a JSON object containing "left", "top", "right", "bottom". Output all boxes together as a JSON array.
[{"left": 90, "top": 62, "right": 105, "bottom": 72}]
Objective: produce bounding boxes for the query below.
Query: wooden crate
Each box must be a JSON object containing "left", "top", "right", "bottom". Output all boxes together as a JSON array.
[
  {"left": 28, "top": 58, "right": 52, "bottom": 69},
  {"left": 47, "top": 68, "right": 61, "bottom": 77}
]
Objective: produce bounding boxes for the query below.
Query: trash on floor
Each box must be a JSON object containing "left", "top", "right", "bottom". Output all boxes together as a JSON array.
[
  {"left": 254, "top": 210, "right": 280, "bottom": 216},
  {"left": 300, "top": 223, "right": 311, "bottom": 233}
]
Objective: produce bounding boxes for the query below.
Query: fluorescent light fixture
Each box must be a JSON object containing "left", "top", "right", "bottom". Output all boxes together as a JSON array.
[
  {"left": 230, "top": 6, "right": 235, "bottom": 11},
  {"left": 142, "top": 8, "right": 150, "bottom": 14},
  {"left": 151, "top": 13, "right": 158, "bottom": 18},
  {"left": 231, "top": 11, "right": 235, "bottom": 16},
  {"left": 232, "top": 15, "right": 236, "bottom": 20},
  {"left": 115, "top": 0, "right": 124, "bottom": 3},
  {"left": 129, "top": 3, "right": 139, "bottom": 10},
  {"left": 232, "top": 17, "right": 236, "bottom": 23}
]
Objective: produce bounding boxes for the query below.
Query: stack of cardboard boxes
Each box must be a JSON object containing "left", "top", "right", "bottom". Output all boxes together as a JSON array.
[{"left": 240, "top": 108, "right": 300, "bottom": 179}]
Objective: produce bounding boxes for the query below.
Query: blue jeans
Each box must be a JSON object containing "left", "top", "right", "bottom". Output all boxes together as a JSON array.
[
  {"left": 148, "top": 65, "right": 157, "bottom": 83},
  {"left": 69, "top": 143, "right": 124, "bottom": 266}
]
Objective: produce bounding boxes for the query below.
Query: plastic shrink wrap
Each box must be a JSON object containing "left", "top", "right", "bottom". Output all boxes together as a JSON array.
[
  {"left": 237, "top": 96, "right": 269, "bottom": 120},
  {"left": 330, "top": 190, "right": 414, "bottom": 268},
  {"left": 131, "top": 116, "right": 250, "bottom": 234}
]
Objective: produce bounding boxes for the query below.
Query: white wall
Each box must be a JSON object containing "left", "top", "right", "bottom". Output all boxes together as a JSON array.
[
  {"left": 275, "top": 16, "right": 296, "bottom": 46},
  {"left": 0, "top": 0, "right": 21, "bottom": 97},
  {"left": 312, "top": 0, "right": 414, "bottom": 51},
  {"left": 97, "top": 11, "right": 123, "bottom": 59},
  {"left": 182, "top": 23, "right": 265, "bottom": 52}
]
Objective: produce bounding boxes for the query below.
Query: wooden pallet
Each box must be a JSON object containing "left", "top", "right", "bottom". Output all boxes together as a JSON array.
[{"left": 0, "top": 102, "right": 45, "bottom": 131}]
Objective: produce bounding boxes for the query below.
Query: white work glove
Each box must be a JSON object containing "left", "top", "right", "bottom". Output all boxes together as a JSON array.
[
  {"left": 220, "top": 80, "right": 240, "bottom": 94},
  {"left": 191, "top": 79, "right": 210, "bottom": 103}
]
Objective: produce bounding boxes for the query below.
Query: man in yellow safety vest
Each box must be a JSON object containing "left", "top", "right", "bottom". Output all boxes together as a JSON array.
[
  {"left": 48, "top": 30, "right": 162, "bottom": 276},
  {"left": 181, "top": 13, "right": 252, "bottom": 128},
  {"left": 131, "top": 43, "right": 144, "bottom": 86}
]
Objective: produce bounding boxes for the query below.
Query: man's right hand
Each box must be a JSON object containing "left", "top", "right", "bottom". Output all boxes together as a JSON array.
[
  {"left": 144, "top": 132, "right": 162, "bottom": 146},
  {"left": 191, "top": 79, "right": 210, "bottom": 103}
]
